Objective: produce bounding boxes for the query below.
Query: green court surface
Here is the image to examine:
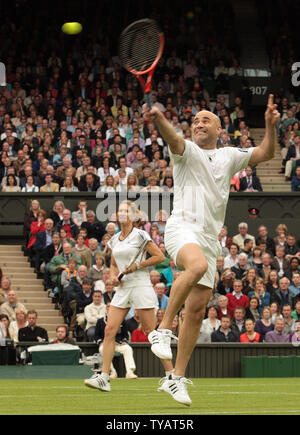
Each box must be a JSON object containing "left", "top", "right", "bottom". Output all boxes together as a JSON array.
[{"left": 0, "top": 378, "right": 300, "bottom": 415}]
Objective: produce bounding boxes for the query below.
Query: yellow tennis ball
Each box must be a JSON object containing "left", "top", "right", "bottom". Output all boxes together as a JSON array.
[{"left": 62, "top": 22, "right": 83, "bottom": 35}]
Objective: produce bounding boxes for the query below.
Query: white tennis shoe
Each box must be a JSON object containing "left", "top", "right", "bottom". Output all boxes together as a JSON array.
[
  {"left": 84, "top": 373, "right": 111, "bottom": 392},
  {"left": 148, "top": 329, "right": 176, "bottom": 360},
  {"left": 157, "top": 375, "right": 193, "bottom": 406}
]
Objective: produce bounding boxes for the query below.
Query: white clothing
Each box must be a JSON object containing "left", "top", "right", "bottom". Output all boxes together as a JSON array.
[
  {"left": 169, "top": 140, "right": 254, "bottom": 236},
  {"left": 108, "top": 228, "right": 152, "bottom": 289},
  {"left": 84, "top": 303, "right": 106, "bottom": 330},
  {"left": 165, "top": 139, "right": 254, "bottom": 288},
  {"left": 108, "top": 227, "right": 157, "bottom": 309}
]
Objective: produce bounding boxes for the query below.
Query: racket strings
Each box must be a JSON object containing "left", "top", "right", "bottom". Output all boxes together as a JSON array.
[{"left": 120, "top": 21, "right": 161, "bottom": 72}]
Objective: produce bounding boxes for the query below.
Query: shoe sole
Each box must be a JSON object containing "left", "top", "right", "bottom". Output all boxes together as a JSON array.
[
  {"left": 84, "top": 380, "right": 110, "bottom": 392},
  {"left": 151, "top": 346, "right": 173, "bottom": 360},
  {"left": 158, "top": 385, "right": 192, "bottom": 406}
]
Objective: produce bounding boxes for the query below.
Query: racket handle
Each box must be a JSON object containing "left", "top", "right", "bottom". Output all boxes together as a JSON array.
[
  {"left": 144, "top": 92, "right": 153, "bottom": 109},
  {"left": 118, "top": 272, "right": 124, "bottom": 281}
]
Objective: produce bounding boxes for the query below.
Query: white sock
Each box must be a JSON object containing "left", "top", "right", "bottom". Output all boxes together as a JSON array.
[{"left": 165, "top": 369, "right": 174, "bottom": 377}]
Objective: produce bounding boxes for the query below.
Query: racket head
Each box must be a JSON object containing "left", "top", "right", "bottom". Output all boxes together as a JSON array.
[{"left": 119, "top": 18, "right": 165, "bottom": 76}]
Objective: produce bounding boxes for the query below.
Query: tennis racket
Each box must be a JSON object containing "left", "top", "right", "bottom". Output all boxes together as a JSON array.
[
  {"left": 117, "top": 235, "right": 149, "bottom": 281},
  {"left": 119, "top": 18, "right": 165, "bottom": 109}
]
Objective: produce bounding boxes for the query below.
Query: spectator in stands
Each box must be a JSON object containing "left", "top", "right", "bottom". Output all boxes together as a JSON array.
[
  {"left": 154, "top": 283, "right": 169, "bottom": 310},
  {"left": 291, "top": 166, "right": 300, "bottom": 191},
  {"left": 9, "top": 308, "right": 28, "bottom": 342},
  {"left": 125, "top": 310, "right": 140, "bottom": 336},
  {"left": 0, "top": 277, "right": 12, "bottom": 305},
  {"left": 1, "top": 174, "right": 21, "bottom": 192},
  {"left": 260, "top": 252, "right": 274, "bottom": 284},
  {"left": 81, "top": 210, "right": 105, "bottom": 243},
  {"left": 285, "top": 235, "right": 299, "bottom": 257},
  {"left": 0, "top": 313, "right": 13, "bottom": 340},
  {"left": 217, "top": 269, "right": 234, "bottom": 296},
  {"left": 256, "top": 225, "right": 276, "bottom": 256},
  {"left": 198, "top": 306, "right": 221, "bottom": 343},
  {"left": 55, "top": 209, "right": 79, "bottom": 241},
  {"left": 52, "top": 325, "right": 76, "bottom": 345},
  {"left": 292, "top": 300, "right": 300, "bottom": 321},
  {"left": 161, "top": 257, "right": 178, "bottom": 291},
  {"left": 245, "top": 296, "right": 261, "bottom": 322},
  {"left": 33, "top": 218, "right": 54, "bottom": 272},
  {"left": 248, "top": 277, "right": 271, "bottom": 313},
  {"left": 271, "top": 277, "right": 295, "bottom": 309},
  {"left": 226, "top": 280, "right": 249, "bottom": 314},
  {"left": 254, "top": 306, "right": 274, "bottom": 341},
  {"left": 95, "top": 303, "right": 138, "bottom": 379},
  {"left": 211, "top": 315, "right": 239, "bottom": 342},
  {"left": 48, "top": 242, "right": 81, "bottom": 298},
  {"left": 102, "top": 279, "right": 116, "bottom": 304},
  {"left": 241, "top": 267, "right": 258, "bottom": 295},
  {"left": 86, "top": 251, "right": 105, "bottom": 284},
  {"left": 239, "top": 167, "right": 263, "bottom": 192},
  {"left": 72, "top": 234, "right": 88, "bottom": 258},
  {"left": 18, "top": 310, "right": 48, "bottom": 342},
  {"left": 0, "top": 290, "right": 27, "bottom": 322},
  {"left": 270, "top": 301, "right": 283, "bottom": 324},
  {"left": 217, "top": 295, "right": 233, "bottom": 319},
  {"left": 232, "top": 223, "right": 256, "bottom": 251},
  {"left": 290, "top": 321, "right": 300, "bottom": 345},
  {"left": 81, "top": 238, "right": 101, "bottom": 269},
  {"left": 282, "top": 304, "right": 296, "bottom": 335},
  {"left": 84, "top": 290, "right": 106, "bottom": 342},
  {"left": 74, "top": 277, "right": 94, "bottom": 333},
  {"left": 231, "top": 253, "right": 249, "bottom": 279},
  {"left": 271, "top": 245, "right": 290, "bottom": 278},
  {"left": 49, "top": 201, "right": 65, "bottom": 226},
  {"left": 289, "top": 272, "right": 300, "bottom": 297},
  {"left": 131, "top": 323, "right": 149, "bottom": 343},
  {"left": 230, "top": 306, "right": 247, "bottom": 337},
  {"left": 240, "top": 318, "right": 261, "bottom": 343},
  {"left": 273, "top": 223, "right": 288, "bottom": 247},
  {"left": 27, "top": 209, "right": 47, "bottom": 250},
  {"left": 39, "top": 174, "right": 59, "bottom": 192},
  {"left": 264, "top": 317, "right": 290, "bottom": 343},
  {"left": 224, "top": 243, "right": 239, "bottom": 269},
  {"left": 266, "top": 269, "right": 280, "bottom": 296}
]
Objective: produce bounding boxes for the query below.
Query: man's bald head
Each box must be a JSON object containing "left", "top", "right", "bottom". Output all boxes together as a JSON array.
[{"left": 192, "top": 110, "right": 222, "bottom": 149}]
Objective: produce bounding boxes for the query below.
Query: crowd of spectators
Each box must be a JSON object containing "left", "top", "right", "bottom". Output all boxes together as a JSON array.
[{"left": 1, "top": 197, "right": 300, "bottom": 348}]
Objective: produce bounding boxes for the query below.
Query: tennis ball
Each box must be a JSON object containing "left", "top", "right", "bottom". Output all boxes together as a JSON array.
[{"left": 62, "top": 22, "right": 83, "bottom": 35}]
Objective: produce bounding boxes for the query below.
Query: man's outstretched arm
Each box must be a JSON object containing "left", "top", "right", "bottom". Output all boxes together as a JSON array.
[
  {"left": 143, "top": 104, "right": 186, "bottom": 155},
  {"left": 249, "top": 94, "right": 280, "bottom": 167}
]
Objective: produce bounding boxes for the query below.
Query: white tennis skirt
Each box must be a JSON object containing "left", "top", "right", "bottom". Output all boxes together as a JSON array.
[
  {"left": 164, "top": 217, "right": 221, "bottom": 289},
  {"left": 111, "top": 284, "right": 158, "bottom": 310}
]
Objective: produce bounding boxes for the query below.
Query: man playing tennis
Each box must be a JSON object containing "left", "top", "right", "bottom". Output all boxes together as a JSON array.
[{"left": 145, "top": 95, "right": 280, "bottom": 405}]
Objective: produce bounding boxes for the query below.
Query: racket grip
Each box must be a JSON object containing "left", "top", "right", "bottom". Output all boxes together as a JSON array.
[
  {"left": 144, "top": 92, "right": 153, "bottom": 109},
  {"left": 118, "top": 272, "right": 124, "bottom": 281}
]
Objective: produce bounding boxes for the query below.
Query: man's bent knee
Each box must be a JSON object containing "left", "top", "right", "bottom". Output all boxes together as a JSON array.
[{"left": 188, "top": 261, "right": 208, "bottom": 284}]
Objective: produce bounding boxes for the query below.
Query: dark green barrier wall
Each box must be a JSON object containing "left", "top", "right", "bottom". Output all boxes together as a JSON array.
[{"left": 0, "top": 192, "right": 300, "bottom": 241}]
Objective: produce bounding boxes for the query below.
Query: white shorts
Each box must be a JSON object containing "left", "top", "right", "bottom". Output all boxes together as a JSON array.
[
  {"left": 110, "top": 285, "right": 158, "bottom": 310},
  {"left": 164, "top": 218, "right": 222, "bottom": 289}
]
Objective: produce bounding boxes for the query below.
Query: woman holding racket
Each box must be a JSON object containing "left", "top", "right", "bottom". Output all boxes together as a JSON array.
[{"left": 84, "top": 200, "right": 174, "bottom": 392}]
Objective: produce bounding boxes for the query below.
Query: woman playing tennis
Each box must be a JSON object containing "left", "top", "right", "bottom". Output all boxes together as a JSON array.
[{"left": 84, "top": 200, "right": 174, "bottom": 391}]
